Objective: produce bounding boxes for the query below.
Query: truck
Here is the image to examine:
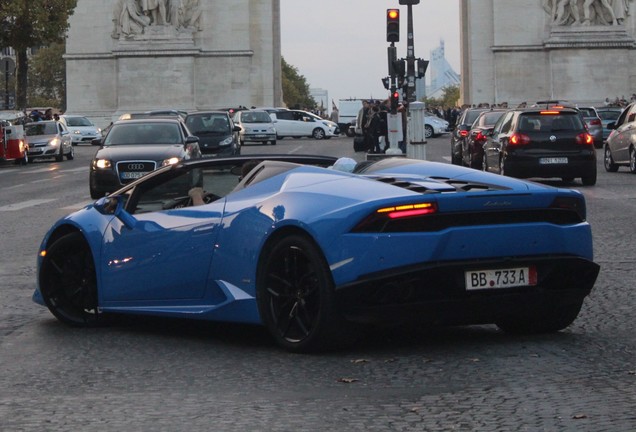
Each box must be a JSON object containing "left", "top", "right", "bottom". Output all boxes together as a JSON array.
[
  {"left": 0, "top": 117, "right": 28, "bottom": 165},
  {"left": 337, "top": 99, "right": 364, "bottom": 137}
]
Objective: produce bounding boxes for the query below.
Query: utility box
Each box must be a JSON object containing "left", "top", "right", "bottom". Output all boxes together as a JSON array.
[{"left": 407, "top": 101, "right": 427, "bottom": 160}]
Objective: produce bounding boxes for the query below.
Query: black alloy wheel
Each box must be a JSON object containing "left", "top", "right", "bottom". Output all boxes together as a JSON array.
[
  {"left": 39, "top": 232, "right": 101, "bottom": 326},
  {"left": 604, "top": 145, "right": 618, "bottom": 172},
  {"left": 256, "top": 234, "right": 349, "bottom": 352}
]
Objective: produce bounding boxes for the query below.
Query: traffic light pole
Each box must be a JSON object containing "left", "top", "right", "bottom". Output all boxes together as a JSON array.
[{"left": 405, "top": 3, "right": 416, "bottom": 104}]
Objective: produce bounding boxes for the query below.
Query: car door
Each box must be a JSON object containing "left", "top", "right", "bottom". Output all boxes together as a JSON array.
[
  {"left": 100, "top": 171, "right": 223, "bottom": 303},
  {"left": 58, "top": 122, "right": 72, "bottom": 152},
  {"left": 272, "top": 111, "right": 295, "bottom": 137},
  {"left": 484, "top": 111, "right": 513, "bottom": 172}
]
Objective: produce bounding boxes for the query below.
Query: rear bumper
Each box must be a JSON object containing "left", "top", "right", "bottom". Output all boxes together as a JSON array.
[
  {"left": 504, "top": 151, "right": 596, "bottom": 178},
  {"left": 336, "top": 255, "right": 599, "bottom": 325}
]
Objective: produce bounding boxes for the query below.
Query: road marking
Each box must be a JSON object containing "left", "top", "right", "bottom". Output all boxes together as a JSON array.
[
  {"left": 0, "top": 199, "right": 57, "bottom": 212},
  {"left": 20, "top": 167, "right": 59, "bottom": 174},
  {"left": 289, "top": 146, "right": 304, "bottom": 154}
]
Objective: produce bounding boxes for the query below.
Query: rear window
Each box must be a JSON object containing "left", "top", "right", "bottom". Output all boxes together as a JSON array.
[
  {"left": 518, "top": 113, "right": 584, "bottom": 132},
  {"left": 578, "top": 108, "right": 597, "bottom": 117},
  {"left": 597, "top": 110, "right": 621, "bottom": 121}
]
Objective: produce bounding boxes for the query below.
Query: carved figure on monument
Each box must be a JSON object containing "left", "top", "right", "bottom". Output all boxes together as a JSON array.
[
  {"left": 176, "top": 0, "right": 202, "bottom": 30},
  {"left": 142, "top": 0, "right": 169, "bottom": 26},
  {"left": 113, "top": 0, "right": 151, "bottom": 37},
  {"left": 544, "top": 0, "right": 631, "bottom": 24}
]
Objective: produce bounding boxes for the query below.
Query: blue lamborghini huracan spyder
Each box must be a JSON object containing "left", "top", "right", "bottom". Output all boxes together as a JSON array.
[{"left": 33, "top": 155, "right": 600, "bottom": 352}]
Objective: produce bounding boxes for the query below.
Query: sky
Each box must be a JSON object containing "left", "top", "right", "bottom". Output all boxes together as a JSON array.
[{"left": 280, "top": 0, "right": 460, "bottom": 108}]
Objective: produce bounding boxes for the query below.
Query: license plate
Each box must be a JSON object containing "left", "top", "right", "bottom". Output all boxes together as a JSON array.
[
  {"left": 465, "top": 266, "right": 536, "bottom": 290},
  {"left": 539, "top": 157, "right": 568, "bottom": 164},
  {"left": 120, "top": 171, "right": 147, "bottom": 180}
]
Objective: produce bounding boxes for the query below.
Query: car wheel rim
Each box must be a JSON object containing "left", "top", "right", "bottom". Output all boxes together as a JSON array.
[
  {"left": 605, "top": 147, "right": 612, "bottom": 169},
  {"left": 40, "top": 234, "right": 99, "bottom": 325},
  {"left": 631, "top": 149, "right": 636, "bottom": 172},
  {"left": 263, "top": 245, "right": 321, "bottom": 343}
]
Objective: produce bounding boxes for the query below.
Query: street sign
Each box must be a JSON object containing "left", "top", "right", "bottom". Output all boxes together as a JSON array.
[{"left": 1, "top": 57, "right": 16, "bottom": 75}]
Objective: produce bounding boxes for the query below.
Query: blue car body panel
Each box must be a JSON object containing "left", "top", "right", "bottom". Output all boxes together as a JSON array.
[{"left": 34, "top": 157, "right": 598, "bottom": 326}]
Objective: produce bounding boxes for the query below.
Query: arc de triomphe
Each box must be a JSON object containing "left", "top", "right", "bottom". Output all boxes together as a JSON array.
[
  {"left": 460, "top": 0, "right": 636, "bottom": 106},
  {"left": 65, "top": 0, "right": 282, "bottom": 125}
]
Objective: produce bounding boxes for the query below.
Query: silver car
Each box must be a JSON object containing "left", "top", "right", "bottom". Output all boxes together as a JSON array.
[
  {"left": 25, "top": 121, "right": 74, "bottom": 162},
  {"left": 577, "top": 107, "right": 603, "bottom": 148},
  {"left": 234, "top": 109, "right": 277, "bottom": 145},
  {"left": 60, "top": 115, "right": 102, "bottom": 146}
]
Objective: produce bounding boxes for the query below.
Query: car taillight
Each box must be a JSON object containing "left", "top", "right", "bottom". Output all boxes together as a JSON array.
[
  {"left": 576, "top": 132, "right": 593, "bottom": 145},
  {"left": 550, "top": 196, "right": 586, "bottom": 221},
  {"left": 475, "top": 131, "right": 487, "bottom": 142},
  {"left": 352, "top": 202, "right": 438, "bottom": 232},
  {"left": 459, "top": 130, "right": 469, "bottom": 137},
  {"left": 509, "top": 133, "right": 531, "bottom": 146},
  {"left": 589, "top": 119, "right": 601, "bottom": 126}
]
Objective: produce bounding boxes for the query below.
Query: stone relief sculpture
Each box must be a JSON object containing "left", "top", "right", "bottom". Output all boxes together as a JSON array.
[
  {"left": 543, "top": 0, "right": 631, "bottom": 25},
  {"left": 112, "top": 0, "right": 202, "bottom": 38}
]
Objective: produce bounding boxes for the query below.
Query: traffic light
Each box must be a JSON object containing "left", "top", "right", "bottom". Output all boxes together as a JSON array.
[
  {"left": 381, "top": 77, "right": 390, "bottom": 90},
  {"left": 391, "top": 90, "right": 400, "bottom": 112},
  {"left": 386, "top": 9, "right": 400, "bottom": 43}
]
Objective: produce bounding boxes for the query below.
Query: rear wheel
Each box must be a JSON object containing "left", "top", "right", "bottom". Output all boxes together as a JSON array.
[
  {"left": 581, "top": 166, "right": 597, "bottom": 186},
  {"left": 604, "top": 145, "right": 618, "bottom": 172},
  {"left": 39, "top": 232, "right": 101, "bottom": 326},
  {"left": 496, "top": 300, "right": 583, "bottom": 334},
  {"left": 256, "top": 234, "right": 352, "bottom": 352},
  {"left": 630, "top": 147, "right": 636, "bottom": 174}
]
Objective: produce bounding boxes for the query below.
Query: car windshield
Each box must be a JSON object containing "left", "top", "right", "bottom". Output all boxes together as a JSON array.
[
  {"left": 477, "top": 111, "right": 506, "bottom": 127},
  {"left": 65, "top": 117, "right": 93, "bottom": 127},
  {"left": 185, "top": 114, "right": 231, "bottom": 135},
  {"left": 241, "top": 111, "right": 271, "bottom": 123},
  {"left": 104, "top": 123, "right": 182, "bottom": 145},
  {"left": 25, "top": 122, "right": 57, "bottom": 136},
  {"left": 518, "top": 113, "right": 584, "bottom": 132},
  {"left": 597, "top": 110, "right": 621, "bottom": 121}
]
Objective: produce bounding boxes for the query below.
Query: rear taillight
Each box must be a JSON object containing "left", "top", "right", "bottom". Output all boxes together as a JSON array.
[
  {"left": 550, "top": 196, "right": 586, "bottom": 221},
  {"left": 509, "top": 133, "right": 531, "bottom": 146},
  {"left": 589, "top": 119, "right": 601, "bottom": 126},
  {"left": 352, "top": 202, "right": 438, "bottom": 232},
  {"left": 475, "top": 131, "right": 487, "bottom": 142},
  {"left": 576, "top": 132, "right": 593, "bottom": 145},
  {"left": 459, "top": 130, "right": 469, "bottom": 137}
]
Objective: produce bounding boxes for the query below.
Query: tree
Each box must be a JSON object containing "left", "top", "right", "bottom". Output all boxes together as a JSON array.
[
  {"left": 0, "top": 0, "right": 77, "bottom": 109},
  {"left": 28, "top": 42, "right": 66, "bottom": 110},
  {"left": 281, "top": 57, "right": 315, "bottom": 110},
  {"left": 423, "top": 84, "right": 460, "bottom": 108}
]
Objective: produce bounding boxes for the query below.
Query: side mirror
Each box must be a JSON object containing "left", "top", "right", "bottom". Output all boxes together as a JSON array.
[
  {"left": 91, "top": 138, "right": 102, "bottom": 146},
  {"left": 186, "top": 135, "right": 199, "bottom": 144},
  {"left": 94, "top": 195, "right": 137, "bottom": 229},
  {"left": 607, "top": 122, "right": 616, "bottom": 130},
  {"left": 233, "top": 125, "right": 241, "bottom": 132}
]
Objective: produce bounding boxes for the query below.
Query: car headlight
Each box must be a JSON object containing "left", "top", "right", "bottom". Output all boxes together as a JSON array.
[
  {"left": 73, "top": 130, "right": 81, "bottom": 135},
  {"left": 93, "top": 159, "right": 112, "bottom": 169},
  {"left": 162, "top": 157, "right": 181, "bottom": 166},
  {"left": 243, "top": 127, "right": 252, "bottom": 133},
  {"left": 96, "top": 128, "right": 102, "bottom": 133},
  {"left": 49, "top": 137, "right": 61, "bottom": 147},
  {"left": 219, "top": 136, "right": 233, "bottom": 147}
]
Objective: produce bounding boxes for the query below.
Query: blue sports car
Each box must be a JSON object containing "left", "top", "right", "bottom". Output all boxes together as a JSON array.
[{"left": 33, "top": 155, "right": 600, "bottom": 352}]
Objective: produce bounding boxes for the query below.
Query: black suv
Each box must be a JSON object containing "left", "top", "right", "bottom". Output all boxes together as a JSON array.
[
  {"left": 482, "top": 107, "right": 597, "bottom": 185},
  {"left": 450, "top": 108, "right": 488, "bottom": 165}
]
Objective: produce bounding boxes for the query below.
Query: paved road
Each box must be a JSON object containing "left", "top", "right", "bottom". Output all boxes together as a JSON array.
[{"left": 0, "top": 135, "right": 634, "bottom": 431}]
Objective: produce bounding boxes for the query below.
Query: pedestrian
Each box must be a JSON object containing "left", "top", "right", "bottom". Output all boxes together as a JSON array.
[
  {"left": 330, "top": 106, "right": 339, "bottom": 124},
  {"left": 366, "top": 104, "right": 382, "bottom": 154},
  {"left": 355, "top": 100, "right": 370, "bottom": 136},
  {"left": 378, "top": 102, "right": 389, "bottom": 152}
]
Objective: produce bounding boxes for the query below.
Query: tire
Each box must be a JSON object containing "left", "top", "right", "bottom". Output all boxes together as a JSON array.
[
  {"left": 451, "top": 143, "right": 462, "bottom": 165},
  {"left": 90, "top": 188, "right": 102, "bottom": 199},
  {"left": 55, "top": 146, "right": 64, "bottom": 162},
  {"left": 256, "top": 234, "right": 351, "bottom": 352},
  {"left": 424, "top": 125, "right": 434, "bottom": 139},
  {"left": 345, "top": 128, "right": 355, "bottom": 138},
  {"left": 469, "top": 150, "right": 482, "bottom": 170},
  {"left": 312, "top": 128, "right": 326, "bottom": 140},
  {"left": 261, "top": 141, "right": 268, "bottom": 146},
  {"left": 270, "top": 140, "right": 277, "bottom": 145},
  {"left": 66, "top": 145, "right": 74, "bottom": 160},
  {"left": 604, "top": 145, "right": 618, "bottom": 172},
  {"left": 630, "top": 146, "right": 636, "bottom": 174},
  {"left": 482, "top": 152, "right": 488, "bottom": 172},
  {"left": 496, "top": 300, "right": 583, "bottom": 334},
  {"left": 581, "top": 166, "right": 597, "bottom": 186},
  {"left": 39, "top": 232, "right": 101, "bottom": 327}
]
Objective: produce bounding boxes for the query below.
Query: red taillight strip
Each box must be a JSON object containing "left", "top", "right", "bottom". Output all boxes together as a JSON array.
[{"left": 377, "top": 202, "right": 437, "bottom": 219}]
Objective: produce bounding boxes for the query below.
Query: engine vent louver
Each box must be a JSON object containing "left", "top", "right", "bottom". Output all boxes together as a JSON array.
[{"left": 370, "top": 176, "right": 509, "bottom": 194}]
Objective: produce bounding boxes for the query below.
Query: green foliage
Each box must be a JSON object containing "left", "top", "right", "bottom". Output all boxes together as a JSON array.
[
  {"left": 0, "top": 0, "right": 77, "bottom": 108},
  {"left": 423, "top": 84, "right": 460, "bottom": 108},
  {"left": 281, "top": 57, "right": 315, "bottom": 110},
  {"left": 28, "top": 43, "right": 66, "bottom": 110}
]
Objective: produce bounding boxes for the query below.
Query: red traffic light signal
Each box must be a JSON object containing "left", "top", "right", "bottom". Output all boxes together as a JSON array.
[{"left": 386, "top": 9, "right": 400, "bottom": 43}]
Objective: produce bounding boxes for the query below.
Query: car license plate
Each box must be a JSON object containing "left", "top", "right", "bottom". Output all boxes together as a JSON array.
[
  {"left": 120, "top": 172, "right": 146, "bottom": 180},
  {"left": 465, "top": 266, "right": 536, "bottom": 290},
  {"left": 539, "top": 157, "right": 568, "bottom": 164}
]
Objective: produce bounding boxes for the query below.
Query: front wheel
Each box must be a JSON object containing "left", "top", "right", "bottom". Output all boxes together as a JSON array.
[
  {"left": 256, "top": 234, "right": 351, "bottom": 352},
  {"left": 604, "top": 145, "right": 618, "bottom": 172},
  {"left": 39, "top": 232, "right": 101, "bottom": 326},
  {"left": 312, "top": 128, "right": 326, "bottom": 140},
  {"left": 424, "top": 125, "right": 434, "bottom": 139},
  {"left": 55, "top": 146, "right": 64, "bottom": 162},
  {"left": 66, "top": 145, "right": 75, "bottom": 160},
  {"left": 270, "top": 140, "right": 277, "bottom": 145}
]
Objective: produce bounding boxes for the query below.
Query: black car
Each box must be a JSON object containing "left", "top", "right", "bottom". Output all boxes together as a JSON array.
[
  {"left": 482, "top": 107, "right": 597, "bottom": 186},
  {"left": 89, "top": 118, "right": 202, "bottom": 198},
  {"left": 184, "top": 111, "right": 241, "bottom": 156},
  {"left": 450, "top": 108, "right": 488, "bottom": 165},
  {"left": 461, "top": 109, "right": 507, "bottom": 169}
]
